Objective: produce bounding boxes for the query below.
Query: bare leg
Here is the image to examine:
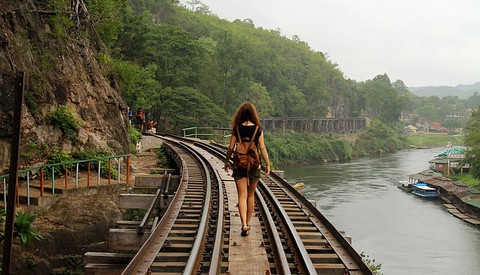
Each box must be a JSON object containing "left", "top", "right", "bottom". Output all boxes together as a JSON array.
[
  {"left": 246, "top": 179, "right": 258, "bottom": 225},
  {"left": 235, "top": 178, "right": 248, "bottom": 228}
]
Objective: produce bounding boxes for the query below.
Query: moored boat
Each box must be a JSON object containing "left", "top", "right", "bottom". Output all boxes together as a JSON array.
[
  {"left": 397, "top": 180, "right": 414, "bottom": 192},
  {"left": 412, "top": 183, "right": 439, "bottom": 198}
]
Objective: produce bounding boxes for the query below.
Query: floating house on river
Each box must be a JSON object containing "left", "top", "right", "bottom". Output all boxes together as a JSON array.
[{"left": 428, "top": 147, "right": 469, "bottom": 175}]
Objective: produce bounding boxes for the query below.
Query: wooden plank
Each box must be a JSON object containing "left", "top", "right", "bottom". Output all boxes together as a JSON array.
[
  {"left": 222, "top": 163, "right": 270, "bottom": 274},
  {"left": 443, "top": 203, "right": 456, "bottom": 209},
  {"left": 464, "top": 219, "right": 480, "bottom": 225}
]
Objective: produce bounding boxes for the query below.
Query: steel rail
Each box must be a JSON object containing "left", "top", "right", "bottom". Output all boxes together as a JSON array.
[
  {"left": 162, "top": 138, "right": 225, "bottom": 275},
  {"left": 254, "top": 188, "right": 291, "bottom": 275},
  {"left": 121, "top": 142, "right": 188, "bottom": 274},
  {"left": 207, "top": 157, "right": 225, "bottom": 275},
  {"left": 269, "top": 172, "right": 374, "bottom": 274},
  {"left": 192, "top": 139, "right": 373, "bottom": 274},
  {"left": 193, "top": 140, "right": 316, "bottom": 273},
  {"left": 162, "top": 135, "right": 373, "bottom": 274},
  {"left": 179, "top": 142, "right": 212, "bottom": 275},
  {"left": 192, "top": 139, "right": 290, "bottom": 273},
  {"left": 257, "top": 178, "right": 317, "bottom": 274}
]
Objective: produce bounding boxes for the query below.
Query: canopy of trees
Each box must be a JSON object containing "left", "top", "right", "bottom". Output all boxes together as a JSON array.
[{"left": 82, "top": 0, "right": 413, "bottom": 133}]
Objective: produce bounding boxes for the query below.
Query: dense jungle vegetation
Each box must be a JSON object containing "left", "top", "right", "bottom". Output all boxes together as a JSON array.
[
  {"left": 84, "top": 0, "right": 407, "bottom": 128},
  {"left": 77, "top": 0, "right": 479, "bottom": 169}
]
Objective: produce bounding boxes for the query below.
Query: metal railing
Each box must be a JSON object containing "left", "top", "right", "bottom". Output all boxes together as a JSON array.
[
  {"left": 182, "top": 127, "right": 231, "bottom": 144},
  {"left": 0, "top": 154, "right": 132, "bottom": 209}
]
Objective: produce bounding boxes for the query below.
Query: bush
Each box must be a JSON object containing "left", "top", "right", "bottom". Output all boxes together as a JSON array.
[
  {"left": 13, "top": 211, "right": 43, "bottom": 248},
  {"left": 128, "top": 127, "right": 143, "bottom": 144},
  {"left": 50, "top": 105, "right": 83, "bottom": 140},
  {"left": 44, "top": 148, "right": 74, "bottom": 179},
  {"left": 156, "top": 146, "right": 175, "bottom": 168}
]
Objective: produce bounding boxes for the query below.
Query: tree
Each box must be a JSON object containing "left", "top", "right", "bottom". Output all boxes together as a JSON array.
[
  {"left": 464, "top": 107, "right": 480, "bottom": 178},
  {"left": 359, "top": 74, "right": 405, "bottom": 123},
  {"left": 160, "top": 87, "right": 228, "bottom": 133},
  {"left": 245, "top": 83, "right": 274, "bottom": 118}
]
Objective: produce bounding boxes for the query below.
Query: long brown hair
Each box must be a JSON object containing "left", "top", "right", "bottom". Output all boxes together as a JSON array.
[{"left": 231, "top": 102, "right": 261, "bottom": 131}]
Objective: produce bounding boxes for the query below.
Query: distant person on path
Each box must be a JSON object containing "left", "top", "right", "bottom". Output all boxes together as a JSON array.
[
  {"left": 135, "top": 107, "right": 145, "bottom": 132},
  {"left": 127, "top": 107, "right": 133, "bottom": 126},
  {"left": 224, "top": 102, "right": 270, "bottom": 236},
  {"left": 146, "top": 120, "right": 157, "bottom": 134}
]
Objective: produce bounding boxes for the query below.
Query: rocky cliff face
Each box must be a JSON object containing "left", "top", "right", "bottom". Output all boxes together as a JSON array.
[{"left": 0, "top": 0, "right": 130, "bottom": 171}]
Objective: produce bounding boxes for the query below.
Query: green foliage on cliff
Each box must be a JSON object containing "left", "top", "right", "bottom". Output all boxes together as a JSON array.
[{"left": 50, "top": 105, "right": 83, "bottom": 140}]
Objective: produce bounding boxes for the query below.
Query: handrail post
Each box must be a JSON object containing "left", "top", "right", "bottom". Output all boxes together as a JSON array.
[
  {"left": 65, "top": 165, "right": 68, "bottom": 189},
  {"left": 75, "top": 163, "right": 79, "bottom": 188},
  {"left": 40, "top": 168, "right": 44, "bottom": 196},
  {"left": 117, "top": 158, "right": 121, "bottom": 184},
  {"left": 87, "top": 162, "right": 91, "bottom": 187},
  {"left": 107, "top": 159, "right": 111, "bottom": 184},
  {"left": 97, "top": 160, "right": 101, "bottom": 186},
  {"left": 52, "top": 166, "right": 55, "bottom": 195},
  {"left": 2, "top": 178, "right": 6, "bottom": 211},
  {"left": 126, "top": 156, "right": 130, "bottom": 185},
  {"left": 26, "top": 172, "right": 30, "bottom": 206}
]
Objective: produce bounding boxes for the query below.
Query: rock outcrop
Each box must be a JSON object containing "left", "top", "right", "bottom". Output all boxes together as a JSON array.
[{"left": 0, "top": 0, "right": 130, "bottom": 171}]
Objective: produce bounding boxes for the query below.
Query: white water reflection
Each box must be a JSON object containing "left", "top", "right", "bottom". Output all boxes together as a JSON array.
[{"left": 283, "top": 148, "right": 480, "bottom": 275}]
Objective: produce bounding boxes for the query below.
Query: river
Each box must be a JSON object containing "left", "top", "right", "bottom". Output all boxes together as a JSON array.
[{"left": 282, "top": 148, "right": 480, "bottom": 275}]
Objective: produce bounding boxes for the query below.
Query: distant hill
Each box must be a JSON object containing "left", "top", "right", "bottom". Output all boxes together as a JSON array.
[{"left": 409, "top": 82, "right": 480, "bottom": 99}]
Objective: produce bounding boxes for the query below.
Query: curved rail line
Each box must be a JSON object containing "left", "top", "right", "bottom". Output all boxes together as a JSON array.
[
  {"left": 122, "top": 134, "right": 373, "bottom": 274},
  {"left": 122, "top": 139, "right": 226, "bottom": 274}
]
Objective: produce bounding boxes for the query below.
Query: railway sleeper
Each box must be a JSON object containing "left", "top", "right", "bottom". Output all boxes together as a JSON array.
[
  {"left": 150, "top": 261, "right": 188, "bottom": 273},
  {"left": 159, "top": 242, "right": 194, "bottom": 252},
  {"left": 84, "top": 263, "right": 125, "bottom": 275},
  {"left": 292, "top": 220, "right": 315, "bottom": 226},
  {"left": 297, "top": 231, "right": 324, "bottom": 239},
  {"left": 314, "top": 263, "right": 347, "bottom": 275},
  {"left": 305, "top": 245, "right": 335, "bottom": 253},
  {"left": 154, "top": 251, "right": 190, "bottom": 261},
  {"left": 295, "top": 226, "right": 319, "bottom": 232},
  {"left": 168, "top": 229, "right": 198, "bottom": 236},
  {"left": 175, "top": 218, "right": 199, "bottom": 224},
  {"left": 171, "top": 223, "right": 200, "bottom": 230},
  {"left": 309, "top": 253, "right": 342, "bottom": 264},
  {"left": 165, "top": 236, "right": 197, "bottom": 244}
]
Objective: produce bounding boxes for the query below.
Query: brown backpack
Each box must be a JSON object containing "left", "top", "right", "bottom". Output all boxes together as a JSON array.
[{"left": 233, "top": 125, "right": 260, "bottom": 175}]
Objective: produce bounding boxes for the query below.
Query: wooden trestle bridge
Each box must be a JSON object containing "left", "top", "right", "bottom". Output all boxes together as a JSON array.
[
  {"left": 261, "top": 117, "right": 367, "bottom": 134},
  {"left": 84, "top": 134, "right": 373, "bottom": 275}
]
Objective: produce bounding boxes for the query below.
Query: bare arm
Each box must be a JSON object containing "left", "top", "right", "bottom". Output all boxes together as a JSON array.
[
  {"left": 258, "top": 131, "right": 270, "bottom": 177},
  {"left": 224, "top": 134, "right": 236, "bottom": 173}
]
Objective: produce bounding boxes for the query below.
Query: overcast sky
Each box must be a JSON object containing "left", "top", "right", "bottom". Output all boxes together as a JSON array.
[{"left": 189, "top": 0, "right": 480, "bottom": 87}]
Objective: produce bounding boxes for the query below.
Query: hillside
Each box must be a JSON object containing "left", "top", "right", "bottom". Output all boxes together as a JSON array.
[
  {"left": 409, "top": 82, "right": 480, "bottom": 98},
  {"left": 0, "top": 0, "right": 130, "bottom": 171}
]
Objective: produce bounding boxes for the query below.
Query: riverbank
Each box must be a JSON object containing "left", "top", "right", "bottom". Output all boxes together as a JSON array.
[
  {"left": 406, "top": 133, "right": 464, "bottom": 148},
  {"left": 266, "top": 121, "right": 406, "bottom": 166},
  {"left": 409, "top": 170, "right": 480, "bottom": 225}
]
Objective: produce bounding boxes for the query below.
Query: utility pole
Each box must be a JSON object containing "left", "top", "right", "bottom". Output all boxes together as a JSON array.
[{"left": 2, "top": 72, "right": 25, "bottom": 274}]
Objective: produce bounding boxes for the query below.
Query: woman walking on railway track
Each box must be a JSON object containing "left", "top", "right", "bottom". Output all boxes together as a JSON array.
[{"left": 224, "top": 102, "right": 271, "bottom": 236}]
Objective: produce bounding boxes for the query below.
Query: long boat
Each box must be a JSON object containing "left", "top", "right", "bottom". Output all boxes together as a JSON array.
[{"left": 412, "top": 183, "right": 439, "bottom": 198}]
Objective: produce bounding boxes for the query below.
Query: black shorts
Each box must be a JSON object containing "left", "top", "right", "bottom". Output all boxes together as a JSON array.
[{"left": 232, "top": 168, "right": 261, "bottom": 183}]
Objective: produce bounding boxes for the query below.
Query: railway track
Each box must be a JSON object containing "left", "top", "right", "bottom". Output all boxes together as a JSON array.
[{"left": 119, "top": 134, "right": 373, "bottom": 274}]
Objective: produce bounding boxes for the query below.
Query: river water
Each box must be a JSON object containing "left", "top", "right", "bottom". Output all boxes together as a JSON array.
[{"left": 282, "top": 148, "right": 480, "bottom": 275}]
